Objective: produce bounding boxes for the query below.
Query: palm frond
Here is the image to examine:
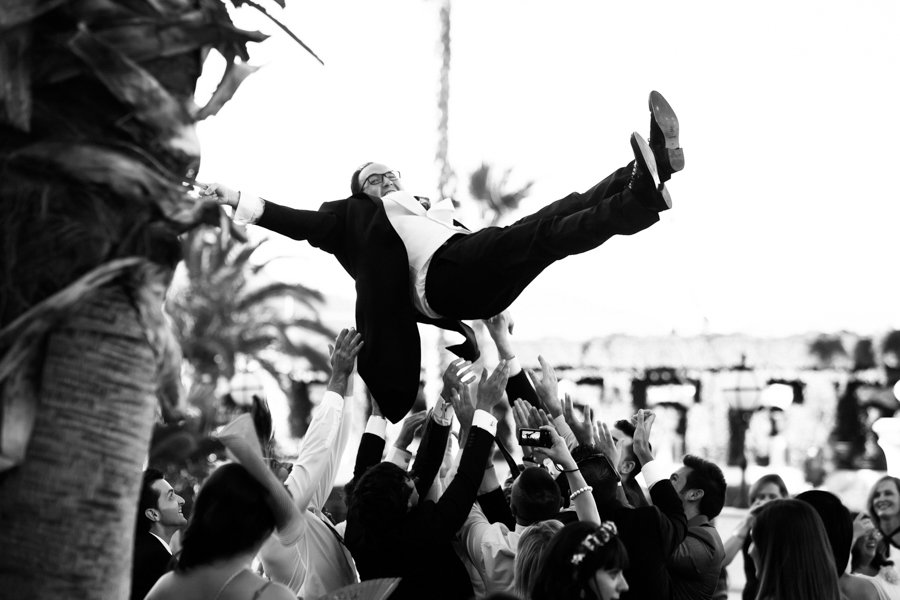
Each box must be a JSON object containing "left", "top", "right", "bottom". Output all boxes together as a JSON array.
[{"left": 235, "top": 282, "right": 325, "bottom": 314}]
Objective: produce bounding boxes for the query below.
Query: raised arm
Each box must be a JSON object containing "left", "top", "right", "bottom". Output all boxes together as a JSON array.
[
  {"left": 352, "top": 397, "right": 387, "bottom": 482},
  {"left": 408, "top": 360, "right": 470, "bottom": 495},
  {"left": 634, "top": 410, "right": 688, "bottom": 555},
  {"left": 286, "top": 329, "right": 362, "bottom": 511},
  {"left": 533, "top": 426, "right": 601, "bottom": 525},
  {"left": 483, "top": 311, "right": 539, "bottom": 408},
  {"left": 421, "top": 361, "right": 510, "bottom": 540}
]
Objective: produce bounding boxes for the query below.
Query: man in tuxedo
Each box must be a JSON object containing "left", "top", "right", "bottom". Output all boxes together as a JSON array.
[
  {"left": 202, "top": 92, "right": 684, "bottom": 422},
  {"left": 667, "top": 455, "right": 727, "bottom": 600},
  {"left": 131, "top": 469, "right": 185, "bottom": 600},
  {"left": 579, "top": 410, "right": 688, "bottom": 600}
]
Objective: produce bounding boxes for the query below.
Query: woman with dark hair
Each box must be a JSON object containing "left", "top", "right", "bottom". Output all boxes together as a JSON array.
[
  {"left": 795, "top": 490, "right": 880, "bottom": 600},
  {"left": 851, "top": 512, "right": 900, "bottom": 600},
  {"left": 869, "top": 476, "right": 900, "bottom": 559},
  {"left": 145, "top": 463, "right": 294, "bottom": 600},
  {"left": 748, "top": 498, "right": 841, "bottom": 600},
  {"left": 531, "top": 521, "right": 629, "bottom": 600},
  {"left": 719, "top": 473, "right": 788, "bottom": 600}
]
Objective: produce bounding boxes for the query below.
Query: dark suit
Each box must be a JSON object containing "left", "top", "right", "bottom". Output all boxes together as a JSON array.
[
  {"left": 257, "top": 164, "right": 657, "bottom": 422},
  {"left": 598, "top": 479, "right": 688, "bottom": 600},
  {"left": 667, "top": 515, "right": 726, "bottom": 600},
  {"left": 131, "top": 530, "right": 172, "bottom": 600}
]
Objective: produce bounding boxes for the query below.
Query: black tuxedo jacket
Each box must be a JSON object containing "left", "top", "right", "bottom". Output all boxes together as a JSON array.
[
  {"left": 598, "top": 479, "right": 687, "bottom": 600},
  {"left": 258, "top": 195, "right": 478, "bottom": 423},
  {"left": 131, "top": 529, "right": 172, "bottom": 600}
]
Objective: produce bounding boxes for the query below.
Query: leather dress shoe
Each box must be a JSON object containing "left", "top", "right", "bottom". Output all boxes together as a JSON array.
[
  {"left": 648, "top": 90, "right": 684, "bottom": 183},
  {"left": 628, "top": 132, "right": 672, "bottom": 212}
]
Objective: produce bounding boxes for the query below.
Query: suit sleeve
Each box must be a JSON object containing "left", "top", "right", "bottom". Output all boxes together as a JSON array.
[
  {"left": 506, "top": 370, "right": 539, "bottom": 408},
  {"left": 667, "top": 526, "right": 718, "bottom": 579},
  {"left": 648, "top": 479, "right": 689, "bottom": 558},
  {"left": 418, "top": 424, "right": 494, "bottom": 541},
  {"left": 354, "top": 431, "right": 386, "bottom": 482},
  {"left": 410, "top": 416, "right": 451, "bottom": 498},
  {"left": 256, "top": 200, "right": 341, "bottom": 252}
]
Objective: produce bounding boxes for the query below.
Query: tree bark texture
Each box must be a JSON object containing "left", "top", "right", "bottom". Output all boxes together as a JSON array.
[{"left": 0, "top": 285, "right": 158, "bottom": 599}]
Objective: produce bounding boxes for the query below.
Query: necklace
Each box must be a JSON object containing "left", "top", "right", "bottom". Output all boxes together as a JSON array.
[{"left": 213, "top": 567, "right": 248, "bottom": 600}]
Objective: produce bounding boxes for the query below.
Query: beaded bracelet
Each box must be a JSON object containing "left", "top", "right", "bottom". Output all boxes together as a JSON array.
[{"left": 570, "top": 485, "right": 594, "bottom": 501}]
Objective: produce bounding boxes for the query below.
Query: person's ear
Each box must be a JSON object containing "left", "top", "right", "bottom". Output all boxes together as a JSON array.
[
  {"left": 689, "top": 489, "right": 705, "bottom": 502},
  {"left": 619, "top": 460, "right": 636, "bottom": 476},
  {"left": 145, "top": 508, "right": 160, "bottom": 522}
]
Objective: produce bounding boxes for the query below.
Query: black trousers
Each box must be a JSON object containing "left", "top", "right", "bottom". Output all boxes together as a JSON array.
[{"left": 426, "top": 163, "right": 660, "bottom": 319}]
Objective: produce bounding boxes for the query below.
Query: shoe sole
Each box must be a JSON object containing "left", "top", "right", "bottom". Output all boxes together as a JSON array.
[
  {"left": 631, "top": 132, "right": 672, "bottom": 211},
  {"left": 649, "top": 91, "right": 684, "bottom": 175}
]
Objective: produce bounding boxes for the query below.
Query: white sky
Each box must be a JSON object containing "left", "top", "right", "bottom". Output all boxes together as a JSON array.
[{"left": 195, "top": 0, "right": 900, "bottom": 342}]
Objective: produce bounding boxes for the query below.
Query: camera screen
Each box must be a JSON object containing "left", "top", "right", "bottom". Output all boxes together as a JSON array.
[{"left": 523, "top": 430, "right": 540, "bottom": 440}]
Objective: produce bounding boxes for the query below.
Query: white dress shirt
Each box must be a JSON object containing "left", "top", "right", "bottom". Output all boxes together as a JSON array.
[{"left": 258, "top": 390, "right": 358, "bottom": 599}]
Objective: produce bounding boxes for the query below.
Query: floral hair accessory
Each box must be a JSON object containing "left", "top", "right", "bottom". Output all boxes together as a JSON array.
[{"left": 570, "top": 521, "right": 618, "bottom": 567}]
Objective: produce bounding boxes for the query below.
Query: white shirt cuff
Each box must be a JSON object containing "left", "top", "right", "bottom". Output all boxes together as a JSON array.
[
  {"left": 234, "top": 193, "right": 266, "bottom": 224},
  {"left": 432, "top": 397, "right": 455, "bottom": 426},
  {"left": 365, "top": 415, "right": 388, "bottom": 438},
  {"left": 641, "top": 460, "right": 669, "bottom": 488},
  {"left": 472, "top": 409, "right": 498, "bottom": 437},
  {"left": 386, "top": 446, "right": 412, "bottom": 470}
]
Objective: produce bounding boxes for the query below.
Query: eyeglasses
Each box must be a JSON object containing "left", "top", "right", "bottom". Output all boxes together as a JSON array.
[
  {"left": 362, "top": 170, "right": 400, "bottom": 187},
  {"left": 575, "top": 453, "right": 621, "bottom": 483}
]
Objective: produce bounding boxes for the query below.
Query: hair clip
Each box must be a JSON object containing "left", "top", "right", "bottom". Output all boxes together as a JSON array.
[{"left": 570, "top": 521, "right": 619, "bottom": 567}]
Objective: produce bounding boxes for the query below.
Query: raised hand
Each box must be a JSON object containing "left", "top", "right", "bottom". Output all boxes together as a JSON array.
[
  {"left": 450, "top": 385, "right": 476, "bottom": 435},
  {"left": 532, "top": 426, "right": 575, "bottom": 470},
  {"left": 482, "top": 311, "right": 516, "bottom": 361},
  {"left": 483, "top": 309, "right": 515, "bottom": 337},
  {"left": 475, "top": 360, "right": 510, "bottom": 412},
  {"left": 563, "top": 395, "right": 593, "bottom": 446},
  {"left": 326, "top": 328, "right": 364, "bottom": 395},
  {"left": 526, "top": 356, "right": 561, "bottom": 418},
  {"left": 394, "top": 411, "right": 428, "bottom": 450},
  {"left": 197, "top": 182, "right": 241, "bottom": 208},
  {"left": 632, "top": 409, "right": 656, "bottom": 466},
  {"left": 594, "top": 420, "right": 622, "bottom": 474},
  {"left": 441, "top": 358, "right": 476, "bottom": 401}
]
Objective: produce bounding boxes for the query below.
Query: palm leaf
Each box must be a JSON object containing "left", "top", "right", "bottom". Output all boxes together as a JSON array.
[{"left": 235, "top": 282, "right": 325, "bottom": 314}]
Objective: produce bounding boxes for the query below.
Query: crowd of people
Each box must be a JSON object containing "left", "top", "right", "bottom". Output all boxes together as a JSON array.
[
  {"left": 130, "top": 315, "right": 900, "bottom": 600},
  {"left": 129, "top": 90, "right": 900, "bottom": 600}
]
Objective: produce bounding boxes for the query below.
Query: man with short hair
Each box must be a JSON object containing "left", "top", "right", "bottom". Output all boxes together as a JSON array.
[
  {"left": 577, "top": 410, "right": 687, "bottom": 600},
  {"left": 666, "top": 454, "right": 728, "bottom": 600},
  {"left": 131, "top": 469, "right": 185, "bottom": 600},
  {"left": 202, "top": 92, "right": 685, "bottom": 423},
  {"left": 612, "top": 417, "right": 654, "bottom": 508}
]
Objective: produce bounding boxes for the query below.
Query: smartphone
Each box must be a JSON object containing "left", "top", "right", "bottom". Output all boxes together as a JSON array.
[{"left": 517, "top": 427, "right": 552, "bottom": 448}]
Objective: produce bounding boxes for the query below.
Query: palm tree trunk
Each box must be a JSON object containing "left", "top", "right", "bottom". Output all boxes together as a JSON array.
[{"left": 0, "top": 286, "right": 158, "bottom": 599}]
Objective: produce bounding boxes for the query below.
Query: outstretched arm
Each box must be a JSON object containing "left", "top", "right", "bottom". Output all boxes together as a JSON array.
[
  {"left": 286, "top": 329, "right": 363, "bottom": 512},
  {"left": 483, "top": 311, "right": 539, "bottom": 408},
  {"left": 199, "top": 181, "right": 338, "bottom": 246},
  {"left": 635, "top": 410, "right": 688, "bottom": 555},
  {"left": 423, "top": 361, "right": 510, "bottom": 541}
]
